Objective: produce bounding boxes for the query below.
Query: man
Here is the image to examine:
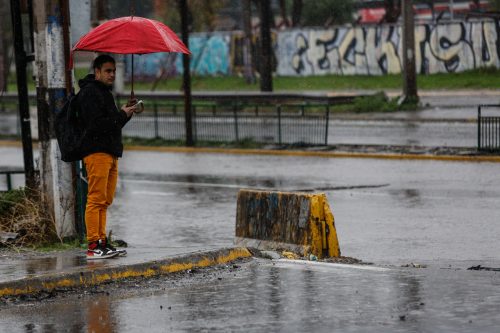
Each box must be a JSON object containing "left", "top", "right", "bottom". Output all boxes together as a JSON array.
[{"left": 78, "top": 54, "right": 137, "bottom": 259}]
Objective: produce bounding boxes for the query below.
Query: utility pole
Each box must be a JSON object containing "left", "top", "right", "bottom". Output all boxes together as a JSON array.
[
  {"left": 33, "top": 0, "right": 76, "bottom": 238},
  {"left": 9, "top": 0, "right": 36, "bottom": 188},
  {"left": 179, "top": 0, "right": 193, "bottom": 146},
  {"left": 401, "top": 0, "right": 418, "bottom": 103},
  {"left": 259, "top": 0, "right": 273, "bottom": 92}
]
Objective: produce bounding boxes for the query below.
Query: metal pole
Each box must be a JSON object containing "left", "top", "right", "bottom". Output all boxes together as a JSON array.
[
  {"left": 478, "top": 106, "right": 481, "bottom": 150},
  {"left": 154, "top": 102, "right": 159, "bottom": 138},
  {"left": 325, "top": 105, "right": 330, "bottom": 145},
  {"left": 179, "top": 0, "right": 193, "bottom": 146},
  {"left": 401, "top": 0, "right": 418, "bottom": 103},
  {"left": 277, "top": 105, "right": 282, "bottom": 144},
  {"left": 259, "top": 0, "right": 273, "bottom": 92},
  {"left": 233, "top": 103, "right": 239, "bottom": 142},
  {"left": 10, "top": 0, "right": 36, "bottom": 189}
]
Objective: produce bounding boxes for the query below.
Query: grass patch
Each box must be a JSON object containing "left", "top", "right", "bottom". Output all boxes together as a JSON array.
[
  {"left": 0, "top": 188, "right": 26, "bottom": 216},
  {"left": 34, "top": 238, "right": 85, "bottom": 252},
  {"left": 329, "top": 92, "right": 419, "bottom": 113},
  {"left": 6, "top": 67, "right": 500, "bottom": 93},
  {"left": 118, "top": 69, "right": 500, "bottom": 92}
]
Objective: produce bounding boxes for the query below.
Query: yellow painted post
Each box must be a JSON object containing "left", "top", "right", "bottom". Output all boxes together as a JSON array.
[{"left": 235, "top": 190, "right": 340, "bottom": 258}]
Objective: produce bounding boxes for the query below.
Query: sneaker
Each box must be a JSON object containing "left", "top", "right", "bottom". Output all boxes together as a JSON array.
[
  {"left": 86, "top": 241, "right": 118, "bottom": 260},
  {"left": 101, "top": 238, "right": 127, "bottom": 257}
]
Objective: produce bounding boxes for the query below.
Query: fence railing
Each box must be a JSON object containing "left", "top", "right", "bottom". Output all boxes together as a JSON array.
[
  {"left": 478, "top": 105, "right": 500, "bottom": 152},
  {"left": 123, "top": 101, "right": 330, "bottom": 145}
]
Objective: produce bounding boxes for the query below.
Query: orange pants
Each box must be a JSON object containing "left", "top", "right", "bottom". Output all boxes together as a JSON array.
[{"left": 83, "top": 153, "right": 118, "bottom": 243}]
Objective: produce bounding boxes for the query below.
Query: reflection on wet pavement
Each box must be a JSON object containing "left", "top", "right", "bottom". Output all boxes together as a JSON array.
[{"left": 2, "top": 258, "right": 500, "bottom": 332}]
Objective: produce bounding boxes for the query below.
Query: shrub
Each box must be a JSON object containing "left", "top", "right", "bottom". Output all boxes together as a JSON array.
[{"left": 0, "top": 189, "right": 59, "bottom": 248}]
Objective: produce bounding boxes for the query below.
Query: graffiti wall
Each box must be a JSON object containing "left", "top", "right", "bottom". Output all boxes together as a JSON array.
[
  {"left": 175, "top": 33, "right": 231, "bottom": 75},
  {"left": 127, "top": 19, "right": 500, "bottom": 78},
  {"left": 277, "top": 20, "right": 500, "bottom": 76}
]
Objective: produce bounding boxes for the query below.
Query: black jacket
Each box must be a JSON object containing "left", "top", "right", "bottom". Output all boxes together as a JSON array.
[{"left": 78, "top": 74, "right": 130, "bottom": 158}]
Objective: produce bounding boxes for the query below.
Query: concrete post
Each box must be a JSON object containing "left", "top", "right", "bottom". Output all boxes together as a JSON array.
[{"left": 33, "top": 0, "right": 76, "bottom": 238}]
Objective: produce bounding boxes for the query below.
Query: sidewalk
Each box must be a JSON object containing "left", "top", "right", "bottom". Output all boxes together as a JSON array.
[{"left": 0, "top": 247, "right": 252, "bottom": 297}]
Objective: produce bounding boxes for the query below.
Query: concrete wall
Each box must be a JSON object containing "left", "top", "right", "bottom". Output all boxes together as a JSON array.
[
  {"left": 277, "top": 20, "right": 499, "bottom": 76},
  {"left": 126, "top": 19, "right": 499, "bottom": 78}
]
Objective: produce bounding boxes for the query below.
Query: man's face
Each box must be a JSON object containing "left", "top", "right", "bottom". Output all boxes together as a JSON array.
[{"left": 95, "top": 62, "right": 116, "bottom": 86}]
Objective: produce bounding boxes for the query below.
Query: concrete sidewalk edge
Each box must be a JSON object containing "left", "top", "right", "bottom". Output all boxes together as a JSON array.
[
  {"left": 0, "top": 247, "right": 252, "bottom": 297},
  {"left": 1, "top": 140, "right": 499, "bottom": 163},
  {"left": 124, "top": 146, "right": 500, "bottom": 163}
]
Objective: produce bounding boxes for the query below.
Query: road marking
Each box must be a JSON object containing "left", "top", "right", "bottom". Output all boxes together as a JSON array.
[{"left": 274, "top": 259, "right": 390, "bottom": 272}]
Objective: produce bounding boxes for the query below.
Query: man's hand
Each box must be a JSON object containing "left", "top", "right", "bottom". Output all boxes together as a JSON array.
[
  {"left": 121, "top": 104, "right": 136, "bottom": 117},
  {"left": 126, "top": 98, "right": 138, "bottom": 107},
  {"left": 124, "top": 98, "right": 144, "bottom": 114}
]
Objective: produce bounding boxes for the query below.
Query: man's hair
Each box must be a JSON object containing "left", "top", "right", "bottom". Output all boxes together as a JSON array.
[{"left": 93, "top": 54, "right": 115, "bottom": 70}]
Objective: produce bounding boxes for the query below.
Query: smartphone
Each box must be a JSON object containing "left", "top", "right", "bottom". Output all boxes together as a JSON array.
[{"left": 132, "top": 100, "right": 143, "bottom": 108}]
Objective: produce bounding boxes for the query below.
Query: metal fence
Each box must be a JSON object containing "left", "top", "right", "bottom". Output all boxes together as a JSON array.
[
  {"left": 123, "top": 101, "right": 330, "bottom": 145},
  {"left": 478, "top": 105, "right": 500, "bottom": 152}
]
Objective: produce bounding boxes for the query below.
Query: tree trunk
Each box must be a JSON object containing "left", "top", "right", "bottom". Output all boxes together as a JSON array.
[
  {"left": 259, "top": 0, "right": 273, "bottom": 92},
  {"left": 291, "top": 0, "right": 302, "bottom": 27},
  {"left": 382, "top": 0, "right": 401, "bottom": 23},
  {"left": 278, "top": 0, "right": 290, "bottom": 28},
  {"left": 242, "top": 0, "right": 256, "bottom": 84}
]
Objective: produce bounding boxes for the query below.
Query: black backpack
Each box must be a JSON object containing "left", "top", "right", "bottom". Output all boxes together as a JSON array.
[{"left": 55, "top": 92, "right": 86, "bottom": 162}]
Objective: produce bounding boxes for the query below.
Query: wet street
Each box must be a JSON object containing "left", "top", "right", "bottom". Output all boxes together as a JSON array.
[
  {"left": 1, "top": 258, "right": 500, "bottom": 332},
  {"left": 1, "top": 147, "right": 500, "bottom": 331}
]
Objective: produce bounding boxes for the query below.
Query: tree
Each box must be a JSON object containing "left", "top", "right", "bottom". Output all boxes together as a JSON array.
[
  {"left": 298, "top": 0, "right": 355, "bottom": 27},
  {"left": 380, "top": 0, "right": 401, "bottom": 23},
  {"left": 152, "top": 0, "right": 226, "bottom": 32},
  {"left": 291, "top": 0, "right": 302, "bottom": 27}
]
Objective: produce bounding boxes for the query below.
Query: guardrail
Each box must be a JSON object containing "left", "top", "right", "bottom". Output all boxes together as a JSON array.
[
  {"left": 1, "top": 91, "right": 366, "bottom": 146},
  {"left": 478, "top": 105, "right": 500, "bottom": 152},
  {"left": 123, "top": 101, "right": 331, "bottom": 145}
]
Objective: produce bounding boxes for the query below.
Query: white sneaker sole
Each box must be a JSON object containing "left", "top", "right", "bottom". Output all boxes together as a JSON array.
[{"left": 86, "top": 252, "right": 119, "bottom": 260}]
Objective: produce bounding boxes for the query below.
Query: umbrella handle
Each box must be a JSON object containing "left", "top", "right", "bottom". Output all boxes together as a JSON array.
[{"left": 130, "top": 54, "right": 135, "bottom": 100}]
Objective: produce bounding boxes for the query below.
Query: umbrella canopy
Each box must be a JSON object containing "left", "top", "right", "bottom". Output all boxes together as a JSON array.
[
  {"left": 71, "top": 16, "right": 190, "bottom": 60},
  {"left": 70, "top": 16, "right": 190, "bottom": 98}
]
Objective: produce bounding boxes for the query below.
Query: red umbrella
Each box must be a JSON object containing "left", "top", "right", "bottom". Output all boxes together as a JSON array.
[{"left": 70, "top": 16, "right": 190, "bottom": 98}]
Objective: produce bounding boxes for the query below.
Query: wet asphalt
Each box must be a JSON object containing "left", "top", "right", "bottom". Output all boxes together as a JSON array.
[
  {"left": 1, "top": 94, "right": 500, "bottom": 331},
  {"left": 1, "top": 258, "right": 500, "bottom": 332}
]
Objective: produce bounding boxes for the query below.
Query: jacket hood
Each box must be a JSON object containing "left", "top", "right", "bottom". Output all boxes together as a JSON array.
[{"left": 78, "top": 74, "right": 112, "bottom": 90}]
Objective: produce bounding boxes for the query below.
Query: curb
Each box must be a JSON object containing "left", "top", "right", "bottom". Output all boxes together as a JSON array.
[
  {"left": 124, "top": 145, "right": 500, "bottom": 163},
  {"left": 0, "top": 247, "right": 252, "bottom": 297},
  {"left": 1, "top": 140, "right": 499, "bottom": 163}
]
